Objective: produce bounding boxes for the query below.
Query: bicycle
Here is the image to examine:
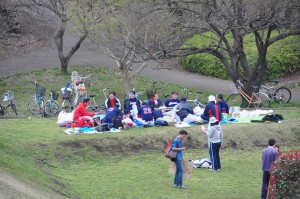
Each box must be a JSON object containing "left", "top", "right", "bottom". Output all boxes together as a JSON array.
[
  {"left": 87, "top": 88, "right": 108, "bottom": 113},
  {"left": 227, "top": 80, "right": 270, "bottom": 108},
  {"left": 181, "top": 87, "right": 205, "bottom": 108},
  {"left": 259, "top": 80, "right": 291, "bottom": 104},
  {"left": 28, "top": 81, "right": 46, "bottom": 115},
  {"left": 61, "top": 83, "right": 74, "bottom": 113},
  {"left": 44, "top": 90, "right": 60, "bottom": 116},
  {"left": 0, "top": 91, "right": 17, "bottom": 116}
]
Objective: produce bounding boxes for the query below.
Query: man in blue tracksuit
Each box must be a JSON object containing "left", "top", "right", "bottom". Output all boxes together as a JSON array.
[
  {"left": 124, "top": 91, "right": 141, "bottom": 111},
  {"left": 101, "top": 107, "right": 121, "bottom": 124},
  {"left": 138, "top": 102, "right": 153, "bottom": 122},
  {"left": 165, "top": 91, "right": 180, "bottom": 107},
  {"left": 201, "top": 95, "right": 221, "bottom": 122},
  {"left": 216, "top": 93, "right": 229, "bottom": 114},
  {"left": 171, "top": 130, "right": 188, "bottom": 189}
]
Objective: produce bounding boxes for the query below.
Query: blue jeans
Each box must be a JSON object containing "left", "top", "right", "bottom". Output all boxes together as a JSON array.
[
  {"left": 174, "top": 159, "right": 184, "bottom": 186},
  {"left": 209, "top": 142, "right": 221, "bottom": 170},
  {"left": 261, "top": 171, "right": 270, "bottom": 199}
]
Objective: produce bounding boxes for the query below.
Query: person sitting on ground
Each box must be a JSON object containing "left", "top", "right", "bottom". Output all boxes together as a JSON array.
[
  {"left": 101, "top": 106, "right": 122, "bottom": 124},
  {"left": 73, "top": 98, "right": 98, "bottom": 122},
  {"left": 165, "top": 91, "right": 180, "bottom": 107},
  {"left": 201, "top": 95, "right": 221, "bottom": 122},
  {"left": 124, "top": 91, "right": 141, "bottom": 111},
  {"left": 105, "top": 92, "right": 121, "bottom": 110},
  {"left": 138, "top": 101, "right": 153, "bottom": 122},
  {"left": 216, "top": 93, "right": 229, "bottom": 114},
  {"left": 148, "top": 93, "right": 163, "bottom": 110},
  {"left": 177, "top": 97, "right": 193, "bottom": 121}
]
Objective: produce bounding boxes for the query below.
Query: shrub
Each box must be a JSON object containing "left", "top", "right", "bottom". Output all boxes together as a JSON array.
[
  {"left": 180, "top": 33, "right": 300, "bottom": 80},
  {"left": 268, "top": 150, "right": 300, "bottom": 199}
]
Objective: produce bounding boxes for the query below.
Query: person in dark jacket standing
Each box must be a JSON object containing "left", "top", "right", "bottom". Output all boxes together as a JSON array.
[
  {"left": 216, "top": 93, "right": 229, "bottom": 114},
  {"left": 124, "top": 91, "right": 141, "bottom": 111},
  {"left": 105, "top": 92, "right": 121, "bottom": 110},
  {"left": 201, "top": 95, "right": 221, "bottom": 122},
  {"left": 261, "top": 139, "right": 278, "bottom": 199},
  {"left": 171, "top": 130, "right": 188, "bottom": 189}
]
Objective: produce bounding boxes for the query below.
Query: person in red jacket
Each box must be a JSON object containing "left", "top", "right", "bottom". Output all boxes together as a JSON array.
[{"left": 73, "top": 98, "right": 98, "bottom": 122}]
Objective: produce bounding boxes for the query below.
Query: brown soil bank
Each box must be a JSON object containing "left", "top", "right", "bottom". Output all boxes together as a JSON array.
[{"left": 62, "top": 119, "right": 300, "bottom": 155}]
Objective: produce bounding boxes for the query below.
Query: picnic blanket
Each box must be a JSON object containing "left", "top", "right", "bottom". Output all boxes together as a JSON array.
[{"left": 65, "top": 127, "right": 121, "bottom": 134}]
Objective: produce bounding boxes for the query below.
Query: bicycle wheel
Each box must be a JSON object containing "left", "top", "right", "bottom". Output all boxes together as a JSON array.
[
  {"left": 44, "top": 101, "right": 59, "bottom": 116},
  {"left": 0, "top": 105, "right": 6, "bottom": 115},
  {"left": 254, "top": 92, "right": 270, "bottom": 108},
  {"left": 11, "top": 103, "right": 17, "bottom": 115},
  {"left": 28, "top": 96, "right": 45, "bottom": 115},
  {"left": 274, "top": 87, "right": 291, "bottom": 103},
  {"left": 62, "top": 99, "right": 72, "bottom": 113},
  {"left": 226, "top": 94, "right": 243, "bottom": 107}
]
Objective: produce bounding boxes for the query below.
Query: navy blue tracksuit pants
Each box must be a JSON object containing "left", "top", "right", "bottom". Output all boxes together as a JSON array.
[{"left": 209, "top": 142, "right": 221, "bottom": 170}]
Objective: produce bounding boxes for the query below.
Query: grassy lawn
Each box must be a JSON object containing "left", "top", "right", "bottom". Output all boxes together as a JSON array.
[
  {"left": 0, "top": 109, "right": 299, "bottom": 198},
  {"left": 0, "top": 67, "right": 300, "bottom": 198}
]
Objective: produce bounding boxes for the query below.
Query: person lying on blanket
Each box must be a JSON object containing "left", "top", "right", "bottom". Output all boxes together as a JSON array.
[{"left": 73, "top": 98, "right": 99, "bottom": 123}]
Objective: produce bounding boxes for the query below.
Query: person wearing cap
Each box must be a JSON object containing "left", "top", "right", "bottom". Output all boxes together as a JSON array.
[
  {"left": 201, "top": 95, "right": 222, "bottom": 122},
  {"left": 165, "top": 91, "right": 180, "bottom": 107},
  {"left": 124, "top": 91, "right": 141, "bottom": 111},
  {"left": 105, "top": 92, "right": 121, "bottom": 110},
  {"left": 202, "top": 116, "right": 223, "bottom": 171},
  {"left": 261, "top": 139, "right": 279, "bottom": 199},
  {"left": 138, "top": 101, "right": 153, "bottom": 122},
  {"left": 101, "top": 106, "right": 122, "bottom": 124},
  {"left": 216, "top": 93, "right": 229, "bottom": 114},
  {"left": 177, "top": 97, "right": 193, "bottom": 121},
  {"left": 73, "top": 98, "right": 98, "bottom": 122}
]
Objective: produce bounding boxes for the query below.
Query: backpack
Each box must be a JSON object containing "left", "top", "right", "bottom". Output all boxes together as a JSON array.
[
  {"left": 164, "top": 139, "right": 177, "bottom": 161},
  {"left": 77, "top": 117, "right": 93, "bottom": 127},
  {"left": 112, "top": 117, "right": 123, "bottom": 129},
  {"left": 95, "top": 123, "right": 110, "bottom": 132},
  {"left": 262, "top": 114, "right": 284, "bottom": 122},
  {"left": 191, "top": 158, "right": 212, "bottom": 168}
]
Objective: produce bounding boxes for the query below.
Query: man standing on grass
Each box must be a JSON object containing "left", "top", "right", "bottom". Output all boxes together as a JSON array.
[
  {"left": 171, "top": 130, "right": 188, "bottom": 189},
  {"left": 261, "top": 139, "right": 278, "bottom": 199}
]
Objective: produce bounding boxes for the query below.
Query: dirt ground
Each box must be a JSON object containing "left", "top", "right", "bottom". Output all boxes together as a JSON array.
[{"left": 0, "top": 169, "right": 66, "bottom": 199}]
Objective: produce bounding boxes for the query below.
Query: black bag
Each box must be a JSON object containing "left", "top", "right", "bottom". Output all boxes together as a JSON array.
[
  {"left": 262, "top": 114, "right": 284, "bottom": 122},
  {"left": 112, "top": 117, "right": 123, "bottom": 129},
  {"left": 95, "top": 123, "right": 110, "bottom": 132}
]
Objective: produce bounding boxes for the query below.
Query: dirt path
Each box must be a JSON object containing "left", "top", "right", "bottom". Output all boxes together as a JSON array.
[
  {"left": 0, "top": 169, "right": 65, "bottom": 199},
  {"left": 0, "top": 32, "right": 299, "bottom": 102}
]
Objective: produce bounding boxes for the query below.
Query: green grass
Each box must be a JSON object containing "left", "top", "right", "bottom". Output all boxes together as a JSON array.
[
  {"left": 0, "top": 110, "right": 300, "bottom": 198},
  {"left": 0, "top": 66, "right": 218, "bottom": 117},
  {"left": 0, "top": 67, "right": 300, "bottom": 198}
]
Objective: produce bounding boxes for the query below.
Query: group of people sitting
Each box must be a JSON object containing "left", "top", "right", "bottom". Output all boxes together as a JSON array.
[{"left": 72, "top": 90, "right": 229, "bottom": 129}]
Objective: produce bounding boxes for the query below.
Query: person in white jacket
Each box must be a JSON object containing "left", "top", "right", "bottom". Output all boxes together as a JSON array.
[{"left": 202, "top": 116, "right": 223, "bottom": 171}]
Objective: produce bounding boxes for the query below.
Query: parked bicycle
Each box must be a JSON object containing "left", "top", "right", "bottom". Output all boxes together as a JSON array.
[
  {"left": 28, "top": 81, "right": 46, "bottom": 115},
  {"left": 0, "top": 91, "right": 17, "bottom": 116},
  {"left": 87, "top": 88, "right": 108, "bottom": 113},
  {"left": 61, "top": 82, "right": 74, "bottom": 113},
  {"left": 227, "top": 80, "right": 270, "bottom": 108},
  {"left": 181, "top": 87, "right": 205, "bottom": 108},
  {"left": 44, "top": 90, "right": 60, "bottom": 116},
  {"left": 259, "top": 80, "right": 291, "bottom": 104}
]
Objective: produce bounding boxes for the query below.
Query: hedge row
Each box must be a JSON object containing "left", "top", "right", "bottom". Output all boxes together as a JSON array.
[{"left": 180, "top": 32, "right": 300, "bottom": 80}]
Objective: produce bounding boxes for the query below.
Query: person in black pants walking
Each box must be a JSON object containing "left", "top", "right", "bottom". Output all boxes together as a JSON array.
[{"left": 202, "top": 116, "right": 223, "bottom": 171}]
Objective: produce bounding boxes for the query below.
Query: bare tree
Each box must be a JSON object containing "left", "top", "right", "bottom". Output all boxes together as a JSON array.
[
  {"left": 154, "top": 0, "right": 300, "bottom": 93},
  {"left": 0, "top": 0, "right": 55, "bottom": 60},
  {"left": 31, "top": 0, "right": 102, "bottom": 74},
  {"left": 87, "top": 0, "right": 179, "bottom": 94}
]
